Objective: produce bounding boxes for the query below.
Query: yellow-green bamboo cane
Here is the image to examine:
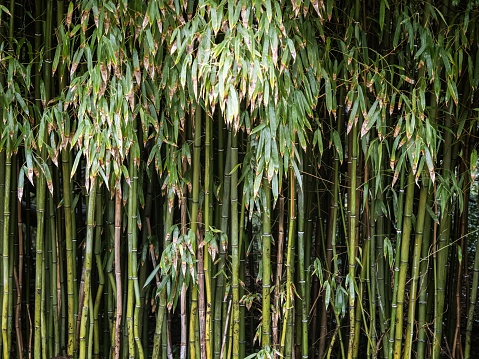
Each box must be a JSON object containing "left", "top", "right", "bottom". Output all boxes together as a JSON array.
[
  {"left": 189, "top": 107, "right": 201, "bottom": 359},
  {"left": 231, "top": 131, "right": 240, "bottom": 358},
  {"left": 78, "top": 178, "right": 97, "bottom": 359},
  {"left": 403, "top": 179, "right": 429, "bottom": 358},
  {"left": 1, "top": 138, "right": 11, "bottom": 359}
]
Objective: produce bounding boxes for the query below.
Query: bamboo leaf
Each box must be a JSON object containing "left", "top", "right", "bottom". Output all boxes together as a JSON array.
[{"left": 331, "top": 130, "right": 343, "bottom": 163}]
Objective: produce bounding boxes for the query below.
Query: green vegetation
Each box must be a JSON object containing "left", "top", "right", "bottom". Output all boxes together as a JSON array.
[{"left": 1, "top": 1, "right": 479, "bottom": 358}]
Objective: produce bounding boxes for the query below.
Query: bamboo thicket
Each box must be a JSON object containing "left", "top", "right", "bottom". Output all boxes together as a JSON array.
[{"left": 0, "top": 1, "right": 479, "bottom": 359}]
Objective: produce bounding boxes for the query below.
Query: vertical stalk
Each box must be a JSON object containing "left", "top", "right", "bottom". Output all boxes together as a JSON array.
[
  {"left": 403, "top": 179, "right": 429, "bottom": 358},
  {"left": 262, "top": 178, "right": 272, "bottom": 348},
  {"left": 387, "top": 168, "right": 406, "bottom": 358},
  {"left": 281, "top": 168, "right": 295, "bottom": 358},
  {"left": 93, "top": 187, "right": 104, "bottom": 359},
  {"left": 78, "top": 178, "right": 97, "bottom": 359},
  {"left": 204, "top": 114, "right": 213, "bottom": 359},
  {"left": 189, "top": 107, "right": 201, "bottom": 359},
  {"left": 114, "top": 188, "right": 122, "bottom": 359},
  {"left": 465, "top": 191, "right": 479, "bottom": 359},
  {"left": 296, "top": 155, "right": 308, "bottom": 359},
  {"left": 433, "top": 113, "right": 453, "bottom": 359},
  {"left": 127, "top": 146, "right": 144, "bottom": 359},
  {"left": 392, "top": 171, "right": 415, "bottom": 358},
  {"left": 273, "top": 194, "right": 285, "bottom": 354},
  {"left": 15, "top": 162, "right": 24, "bottom": 359},
  {"left": 1, "top": 139, "right": 11, "bottom": 359},
  {"left": 214, "top": 132, "right": 231, "bottom": 359},
  {"left": 347, "top": 112, "right": 358, "bottom": 359},
  {"left": 416, "top": 188, "right": 433, "bottom": 359},
  {"left": 231, "top": 131, "right": 240, "bottom": 358}
]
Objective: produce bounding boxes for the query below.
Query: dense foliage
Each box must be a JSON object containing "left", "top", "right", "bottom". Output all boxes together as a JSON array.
[{"left": 1, "top": 0, "right": 479, "bottom": 358}]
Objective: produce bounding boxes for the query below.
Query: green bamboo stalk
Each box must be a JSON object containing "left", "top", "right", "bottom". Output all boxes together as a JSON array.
[
  {"left": 416, "top": 187, "right": 433, "bottom": 359},
  {"left": 114, "top": 188, "right": 123, "bottom": 359},
  {"left": 238, "top": 193, "right": 246, "bottom": 359},
  {"left": 214, "top": 131, "right": 231, "bottom": 359},
  {"left": 93, "top": 187, "right": 104, "bottom": 359},
  {"left": 296, "top": 156, "right": 308, "bottom": 359},
  {"left": 189, "top": 107, "right": 201, "bottom": 359},
  {"left": 105, "top": 196, "right": 115, "bottom": 357},
  {"left": 152, "top": 190, "right": 174, "bottom": 358},
  {"left": 15, "top": 161, "right": 24, "bottom": 359},
  {"left": 433, "top": 113, "right": 454, "bottom": 359},
  {"left": 392, "top": 171, "right": 415, "bottom": 358},
  {"left": 387, "top": 167, "right": 406, "bottom": 358},
  {"left": 368, "top": 191, "right": 377, "bottom": 356},
  {"left": 231, "top": 130, "right": 240, "bottom": 358},
  {"left": 127, "top": 146, "right": 145, "bottom": 359},
  {"left": 1, "top": 139, "right": 11, "bottom": 359},
  {"left": 204, "top": 114, "right": 213, "bottom": 359},
  {"left": 273, "top": 194, "right": 285, "bottom": 353},
  {"left": 262, "top": 177, "right": 272, "bottom": 348},
  {"left": 353, "top": 162, "right": 369, "bottom": 359},
  {"left": 47, "top": 172, "right": 60, "bottom": 357},
  {"left": 181, "top": 131, "right": 189, "bottom": 359},
  {"left": 403, "top": 179, "right": 429, "bottom": 358},
  {"left": 58, "top": 4, "right": 76, "bottom": 355},
  {"left": 320, "top": 105, "right": 343, "bottom": 358},
  {"left": 0, "top": 153, "right": 4, "bottom": 358},
  {"left": 347, "top": 115, "right": 359, "bottom": 359},
  {"left": 34, "top": 158, "right": 47, "bottom": 359},
  {"left": 281, "top": 168, "right": 295, "bottom": 358},
  {"left": 78, "top": 178, "right": 97, "bottom": 359}
]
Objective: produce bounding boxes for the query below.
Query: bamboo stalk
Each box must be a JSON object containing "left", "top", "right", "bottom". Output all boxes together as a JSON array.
[
  {"left": 114, "top": 188, "right": 123, "bottom": 359},
  {"left": 281, "top": 168, "right": 295, "bottom": 358},
  {"left": 465, "top": 190, "right": 479, "bottom": 359},
  {"left": 1, "top": 139, "right": 11, "bottom": 359},
  {"left": 262, "top": 177, "right": 272, "bottom": 348},
  {"left": 78, "top": 178, "right": 97, "bottom": 359},
  {"left": 231, "top": 131, "right": 240, "bottom": 358}
]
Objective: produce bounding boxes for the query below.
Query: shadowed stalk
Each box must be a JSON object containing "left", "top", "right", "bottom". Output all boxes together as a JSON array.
[
  {"left": 214, "top": 131, "right": 231, "bottom": 359},
  {"left": 262, "top": 177, "right": 272, "bottom": 348},
  {"left": 388, "top": 167, "right": 406, "bottom": 358},
  {"left": 433, "top": 112, "right": 454, "bottom": 359},
  {"left": 404, "top": 179, "right": 429, "bottom": 358},
  {"left": 392, "top": 171, "right": 415, "bottom": 358},
  {"left": 273, "top": 194, "right": 284, "bottom": 354},
  {"left": 465, "top": 191, "right": 479, "bottom": 359},
  {"left": 204, "top": 114, "right": 213, "bottom": 359},
  {"left": 93, "top": 187, "right": 104, "bottom": 359}
]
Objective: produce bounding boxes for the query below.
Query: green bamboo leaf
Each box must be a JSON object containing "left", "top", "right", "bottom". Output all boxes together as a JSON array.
[
  {"left": 383, "top": 237, "right": 393, "bottom": 268},
  {"left": 71, "top": 150, "right": 82, "bottom": 179},
  {"left": 379, "top": 0, "right": 388, "bottom": 32},
  {"left": 144, "top": 265, "right": 161, "bottom": 289},
  {"left": 313, "top": 129, "right": 323, "bottom": 155},
  {"left": 18, "top": 165, "right": 25, "bottom": 202},
  {"left": 331, "top": 130, "right": 343, "bottom": 163},
  {"left": 0, "top": 4, "right": 11, "bottom": 15},
  {"left": 14, "top": 91, "right": 29, "bottom": 115},
  {"left": 324, "top": 281, "right": 331, "bottom": 310}
]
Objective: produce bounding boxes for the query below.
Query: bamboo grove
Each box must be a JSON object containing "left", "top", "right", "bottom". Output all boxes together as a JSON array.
[{"left": 1, "top": 0, "right": 479, "bottom": 358}]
